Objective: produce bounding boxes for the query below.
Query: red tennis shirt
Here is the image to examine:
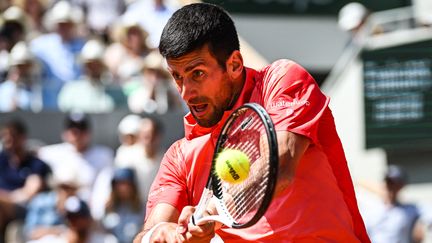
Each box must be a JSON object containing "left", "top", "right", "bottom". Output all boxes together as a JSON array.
[{"left": 146, "top": 60, "right": 370, "bottom": 242}]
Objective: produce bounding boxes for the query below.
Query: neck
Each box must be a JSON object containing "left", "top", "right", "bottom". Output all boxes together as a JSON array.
[
  {"left": 7, "top": 148, "right": 27, "bottom": 166},
  {"left": 228, "top": 69, "right": 246, "bottom": 110}
]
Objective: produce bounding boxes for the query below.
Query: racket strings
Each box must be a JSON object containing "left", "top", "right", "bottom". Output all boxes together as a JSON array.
[{"left": 216, "top": 111, "right": 271, "bottom": 224}]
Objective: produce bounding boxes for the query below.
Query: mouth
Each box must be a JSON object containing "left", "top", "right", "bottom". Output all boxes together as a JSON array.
[{"left": 190, "top": 104, "right": 209, "bottom": 117}]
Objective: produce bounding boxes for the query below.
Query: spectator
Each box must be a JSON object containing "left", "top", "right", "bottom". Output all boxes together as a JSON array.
[
  {"left": 359, "top": 165, "right": 424, "bottom": 243},
  {"left": 78, "top": 0, "right": 126, "bottom": 42},
  {"left": 58, "top": 39, "right": 116, "bottom": 113},
  {"left": 125, "top": 51, "right": 185, "bottom": 114},
  {"left": 102, "top": 168, "right": 144, "bottom": 243},
  {"left": 0, "top": 6, "right": 27, "bottom": 81},
  {"left": 114, "top": 114, "right": 141, "bottom": 165},
  {"left": 38, "top": 113, "right": 113, "bottom": 201},
  {"left": 104, "top": 17, "right": 151, "bottom": 84},
  {"left": 122, "top": 0, "right": 176, "bottom": 48},
  {"left": 0, "top": 119, "right": 50, "bottom": 243},
  {"left": 115, "top": 117, "right": 163, "bottom": 203},
  {"left": 24, "top": 166, "right": 82, "bottom": 241},
  {"left": 30, "top": 0, "right": 86, "bottom": 109},
  {"left": 27, "top": 196, "right": 118, "bottom": 243},
  {"left": 0, "top": 41, "right": 43, "bottom": 112},
  {"left": 14, "top": 0, "right": 49, "bottom": 40}
]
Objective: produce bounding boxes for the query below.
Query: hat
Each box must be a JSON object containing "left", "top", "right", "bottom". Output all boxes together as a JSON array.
[
  {"left": 47, "top": 1, "right": 83, "bottom": 25},
  {"left": 52, "top": 166, "right": 82, "bottom": 188},
  {"left": 385, "top": 165, "right": 407, "bottom": 183},
  {"left": 338, "top": 2, "right": 368, "bottom": 31},
  {"left": 9, "top": 41, "right": 33, "bottom": 66},
  {"left": 64, "top": 196, "right": 91, "bottom": 217},
  {"left": 64, "top": 112, "right": 90, "bottom": 130},
  {"left": 80, "top": 39, "right": 105, "bottom": 62},
  {"left": 3, "top": 6, "right": 27, "bottom": 25},
  {"left": 112, "top": 167, "right": 136, "bottom": 183},
  {"left": 118, "top": 114, "right": 141, "bottom": 135}
]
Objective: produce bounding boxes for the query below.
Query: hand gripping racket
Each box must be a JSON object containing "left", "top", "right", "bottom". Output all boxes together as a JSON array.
[{"left": 191, "top": 103, "right": 278, "bottom": 229}]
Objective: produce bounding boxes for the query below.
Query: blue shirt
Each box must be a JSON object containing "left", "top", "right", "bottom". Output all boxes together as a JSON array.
[
  {"left": 0, "top": 151, "right": 50, "bottom": 191},
  {"left": 24, "top": 191, "right": 66, "bottom": 237},
  {"left": 0, "top": 80, "right": 43, "bottom": 112},
  {"left": 30, "top": 33, "right": 85, "bottom": 109}
]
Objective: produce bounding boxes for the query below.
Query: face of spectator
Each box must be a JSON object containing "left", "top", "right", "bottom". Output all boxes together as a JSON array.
[
  {"left": 113, "top": 180, "right": 134, "bottom": 201},
  {"left": 84, "top": 60, "right": 104, "bottom": 80},
  {"left": 63, "top": 128, "right": 91, "bottom": 152},
  {"left": 0, "top": 127, "right": 26, "bottom": 152},
  {"left": 58, "top": 184, "right": 78, "bottom": 198},
  {"left": 56, "top": 22, "right": 75, "bottom": 41},
  {"left": 126, "top": 27, "right": 144, "bottom": 55},
  {"left": 67, "top": 214, "right": 92, "bottom": 234},
  {"left": 24, "top": 0, "right": 45, "bottom": 19},
  {"left": 138, "top": 119, "right": 159, "bottom": 151},
  {"left": 120, "top": 134, "right": 137, "bottom": 146},
  {"left": 385, "top": 179, "right": 404, "bottom": 202}
]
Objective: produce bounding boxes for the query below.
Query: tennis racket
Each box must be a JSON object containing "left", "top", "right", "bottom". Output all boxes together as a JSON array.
[{"left": 191, "top": 102, "right": 278, "bottom": 229}]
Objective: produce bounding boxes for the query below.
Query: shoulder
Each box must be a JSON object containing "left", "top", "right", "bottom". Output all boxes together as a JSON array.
[
  {"left": 164, "top": 138, "right": 186, "bottom": 161},
  {"left": 260, "top": 59, "right": 312, "bottom": 81}
]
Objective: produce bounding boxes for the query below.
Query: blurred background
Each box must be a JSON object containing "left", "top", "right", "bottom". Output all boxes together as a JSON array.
[{"left": 0, "top": 0, "right": 432, "bottom": 242}]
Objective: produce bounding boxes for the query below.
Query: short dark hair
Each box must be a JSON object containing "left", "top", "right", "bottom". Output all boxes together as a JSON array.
[
  {"left": 2, "top": 119, "right": 27, "bottom": 136},
  {"left": 159, "top": 3, "right": 240, "bottom": 68}
]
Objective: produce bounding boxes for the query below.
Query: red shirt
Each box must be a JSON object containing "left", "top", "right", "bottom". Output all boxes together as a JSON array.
[{"left": 146, "top": 60, "right": 370, "bottom": 242}]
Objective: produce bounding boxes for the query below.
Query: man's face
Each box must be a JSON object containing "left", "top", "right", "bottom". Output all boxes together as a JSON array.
[
  {"left": 63, "top": 128, "right": 90, "bottom": 152},
  {"left": 167, "top": 45, "right": 235, "bottom": 127},
  {"left": 0, "top": 127, "right": 25, "bottom": 151}
]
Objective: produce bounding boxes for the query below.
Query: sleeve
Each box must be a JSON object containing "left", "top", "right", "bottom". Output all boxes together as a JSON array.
[
  {"left": 145, "top": 139, "right": 188, "bottom": 220},
  {"left": 263, "top": 60, "right": 330, "bottom": 144},
  {"left": 23, "top": 195, "right": 42, "bottom": 237}
]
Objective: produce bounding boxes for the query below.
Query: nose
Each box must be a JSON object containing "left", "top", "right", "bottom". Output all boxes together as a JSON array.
[{"left": 180, "top": 78, "right": 198, "bottom": 103}]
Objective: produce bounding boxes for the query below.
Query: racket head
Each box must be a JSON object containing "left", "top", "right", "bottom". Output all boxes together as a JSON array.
[{"left": 210, "top": 103, "right": 278, "bottom": 229}]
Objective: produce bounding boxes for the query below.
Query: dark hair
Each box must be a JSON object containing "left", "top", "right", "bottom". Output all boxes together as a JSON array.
[
  {"left": 106, "top": 168, "right": 142, "bottom": 213},
  {"left": 64, "top": 112, "right": 90, "bottom": 131},
  {"left": 159, "top": 3, "right": 240, "bottom": 68},
  {"left": 2, "top": 119, "right": 27, "bottom": 136}
]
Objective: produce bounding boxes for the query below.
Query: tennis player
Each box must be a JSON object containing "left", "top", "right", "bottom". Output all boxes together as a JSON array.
[{"left": 134, "top": 3, "right": 371, "bottom": 242}]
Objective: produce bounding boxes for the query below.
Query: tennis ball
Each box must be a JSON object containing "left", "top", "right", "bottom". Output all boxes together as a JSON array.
[{"left": 215, "top": 149, "right": 250, "bottom": 184}]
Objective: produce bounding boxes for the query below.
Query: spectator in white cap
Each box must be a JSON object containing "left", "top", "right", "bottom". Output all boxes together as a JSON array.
[
  {"left": 114, "top": 114, "right": 142, "bottom": 166},
  {"left": 0, "top": 41, "right": 43, "bottom": 112},
  {"left": 104, "top": 16, "right": 152, "bottom": 84},
  {"left": 125, "top": 51, "right": 186, "bottom": 114},
  {"left": 23, "top": 166, "right": 83, "bottom": 241},
  {"left": 29, "top": 0, "right": 86, "bottom": 110},
  {"left": 58, "top": 39, "right": 117, "bottom": 113},
  {"left": 0, "top": 6, "right": 28, "bottom": 81},
  {"left": 115, "top": 116, "right": 163, "bottom": 203},
  {"left": 27, "top": 196, "right": 118, "bottom": 243}
]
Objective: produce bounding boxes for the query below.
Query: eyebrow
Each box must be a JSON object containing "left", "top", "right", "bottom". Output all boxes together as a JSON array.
[{"left": 184, "top": 60, "right": 205, "bottom": 73}]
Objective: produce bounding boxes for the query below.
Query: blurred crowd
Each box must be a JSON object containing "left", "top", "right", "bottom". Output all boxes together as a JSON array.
[
  {"left": 0, "top": 0, "right": 186, "bottom": 114},
  {"left": 1, "top": 113, "right": 165, "bottom": 243}
]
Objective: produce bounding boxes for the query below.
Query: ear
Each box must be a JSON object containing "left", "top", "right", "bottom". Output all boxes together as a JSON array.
[{"left": 226, "top": 50, "right": 244, "bottom": 80}]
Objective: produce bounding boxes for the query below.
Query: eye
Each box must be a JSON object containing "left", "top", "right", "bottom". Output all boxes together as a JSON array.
[
  {"left": 192, "top": 70, "right": 204, "bottom": 79},
  {"left": 172, "top": 73, "right": 182, "bottom": 81}
]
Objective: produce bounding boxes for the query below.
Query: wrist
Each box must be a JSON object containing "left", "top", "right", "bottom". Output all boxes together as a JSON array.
[{"left": 140, "top": 222, "right": 168, "bottom": 243}]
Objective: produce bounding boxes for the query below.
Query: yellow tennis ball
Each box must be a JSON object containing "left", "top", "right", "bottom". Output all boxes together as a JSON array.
[{"left": 215, "top": 149, "right": 250, "bottom": 184}]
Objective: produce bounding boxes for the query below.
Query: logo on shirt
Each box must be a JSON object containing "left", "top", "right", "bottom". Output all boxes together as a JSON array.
[{"left": 270, "top": 99, "right": 310, "bottom": 109}]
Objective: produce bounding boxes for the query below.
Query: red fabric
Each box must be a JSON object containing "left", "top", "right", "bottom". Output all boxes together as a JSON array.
[{"left": 146, "top": 60, "right": 370, "bottom": 242}]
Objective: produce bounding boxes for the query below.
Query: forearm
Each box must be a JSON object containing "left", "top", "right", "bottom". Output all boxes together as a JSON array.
[
  {"left": 274, "top": 131, "right": 310, "bottom": 196},
  {"left": 134, "top": 203, "right": 180, "bottom": 242}
]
